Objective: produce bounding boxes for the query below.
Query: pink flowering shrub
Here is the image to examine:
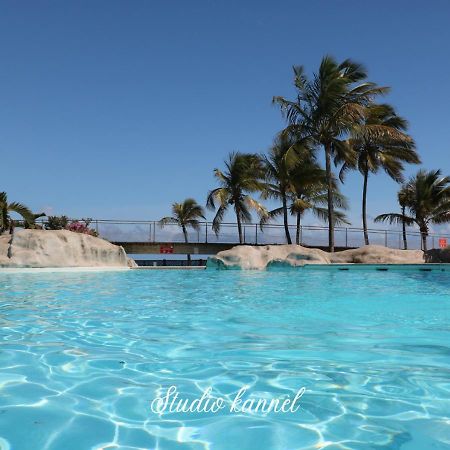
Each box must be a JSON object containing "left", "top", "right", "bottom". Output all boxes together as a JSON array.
[{"left": 65, "top": 220, "right": 98, "bottom": 237}]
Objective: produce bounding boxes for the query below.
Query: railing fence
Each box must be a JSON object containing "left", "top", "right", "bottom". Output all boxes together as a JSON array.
[{"left": 25, "top": 219, "right": 450, "bottom": 251}]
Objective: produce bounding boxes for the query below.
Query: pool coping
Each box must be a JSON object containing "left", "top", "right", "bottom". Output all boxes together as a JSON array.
[
  {"left": 298, "top": 263, "right": 450, "bottom": 271},
  {"left": 135, "top": 263, "right": 450, "bottom": 271},
  {"left": 206, "top": 263, "right": 450, "bottom": 271}
]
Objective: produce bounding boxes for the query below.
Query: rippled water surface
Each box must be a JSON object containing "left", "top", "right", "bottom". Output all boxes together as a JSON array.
[{"left": 0, "top": 268, "right": 449, "bottom": 450}]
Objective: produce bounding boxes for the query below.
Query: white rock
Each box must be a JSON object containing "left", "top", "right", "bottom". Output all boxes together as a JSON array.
[
  {"left": 207, "top": 244, "right": 330, "bottom": 270},
  {"left": 208, "top": 244, "right": 424, "bottom": 269},
  {"left": 330, "top": 245, "right": 424, "bottom": 264},
  {"left": 0, "top": 230, "right": 136, "bottom": 268}
]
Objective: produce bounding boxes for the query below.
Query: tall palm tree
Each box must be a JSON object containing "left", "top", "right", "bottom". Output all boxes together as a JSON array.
[
  {"left": 274, "top": 56, "right": 387, "bottom": 251},
  {"left": 207, "top": 152, "right": 268, "bottom": 244},
  {"left": 0, "top": 192, "right": 35, "bottom": 234},
  {"left": 289, "top": 163, "right": 349, "bottom": 244},
  {"left": 261, "top": 133, "right": 310, "bottom": 244},
  {"left": 160, "top": 198, "right": 205, "bottom": 263},
  {"left": 375, "top": 170, "right": 450, "bottom": 251},
  {"left": 340, "top": 104, "right": 419, "bottom": 245}
]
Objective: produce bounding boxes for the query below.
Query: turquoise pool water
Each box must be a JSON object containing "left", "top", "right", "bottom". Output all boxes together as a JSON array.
[{"left": 0, "top": 269, "right": 449, "bottom": 449}]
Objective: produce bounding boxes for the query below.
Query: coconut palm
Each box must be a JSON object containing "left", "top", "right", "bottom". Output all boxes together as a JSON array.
[
  {"left": 274, "top": 56, "right": 387, "bottom": 251},
  {"left": 0, "top": 192, "right": 35, "bottom": 234},
  {"left": 160, "top": 198, "right": 205, "bottom": 243},
  {"left": 340, "top": 104, "right": 419, "bottom": 245},
  {"left": 207, "top": 152, "right": 268, "bottom": 244},
  {"left": 262, "top": 159, "right": 349, "bottom": 244},
  {"left": 375, "top": 170, "right": 450, "bottom": 251},
  {"left": 289, "top": 163, "right": 349, "bottom": 244},
  {"left": 160, "top": 199, "right": 205, "bottom": 263},
  {"left": 261, "top": 132, "right": 310, "bottom": 244}
]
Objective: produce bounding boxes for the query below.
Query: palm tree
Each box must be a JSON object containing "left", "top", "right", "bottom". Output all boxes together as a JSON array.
[
  {"left": 398, "top": 185, "right": 413, "bottom": 250},
  {"left": 22, "top": 212, "right": 47, "bottom": 229},
  {"left": 261, "top": 133, "right": 310, "bottom": 244},
  {"left": 274, "top": 56, "right": 387, "bottom": 251},
  {"left": 159, "top": 198, "right": 205, "bottom": 263},
  {"left": 0, "top": 192, "right": 35, "bottom": 234},
  {"left": 207, "top": 152, "right": 268, "bottom": 244},
  {"left": 340, "top": 104, "right": 419, "bottom": 245},
  {"left": 375, "top": 170, "right": 450, "bottom": 251},
  {"left": 289, "top": 163, "right": 349, "bottom": 244},
  {"left": 261, "top": 134, "right": 349, "bottom": 244}
]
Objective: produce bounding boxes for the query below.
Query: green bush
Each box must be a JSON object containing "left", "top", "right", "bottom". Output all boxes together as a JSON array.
[{"left": 45, "top": 215, "right": 69, "bottom": 230}]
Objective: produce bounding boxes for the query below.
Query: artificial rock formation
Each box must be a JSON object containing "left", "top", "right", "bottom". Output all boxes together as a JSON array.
[
  {"left": 207, "top": 244, "right": 425, "bottom": 270},
  {"left": 0, "top": 229, "right": 136, "bottom": 268},
  {"left": 330, "top": 245, "right": 424, "bottom": 265}
]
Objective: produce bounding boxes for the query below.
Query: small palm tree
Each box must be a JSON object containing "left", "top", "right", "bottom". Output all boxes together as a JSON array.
[
  {"left": 262, "top": 132, "right": 310, "bottom": 244},
  {"left": 160, "top": 199, "right": 205, "bottom": 243},
  {"left": 262, "top": 159, "right": 349, "bottom": 244},
  {"left": 160, "top": 199, "right": 205, "bottom": 263},
  {"left": 375, "top": 170, "right": 450, "bottom": 251},
  {"left": 289, "top": 163, "right": 349, "bottom": 244},
  {"left": 207, "top": 152, "right": 268, "bottom": 244},
  {"left": 340, "top": 104, "right": 420, "bottom": 245},
  {"left": 274, "top": 56, "right": 387, "bottom": 251},
  {"left": 0, "top": 192, "right": 35, "bottom": 234},
  {"left": 22, "top": 212, "right": 47, "bottom": 229}
]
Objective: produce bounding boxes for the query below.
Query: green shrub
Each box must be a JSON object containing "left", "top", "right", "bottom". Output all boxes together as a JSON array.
[{"left": 45, "top": 215, "right": 69, "bottom": 230}]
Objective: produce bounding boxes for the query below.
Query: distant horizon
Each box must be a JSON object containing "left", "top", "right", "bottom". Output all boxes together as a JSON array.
[{"left": 1, "top": 1, "right": 450, "bottom": 234}]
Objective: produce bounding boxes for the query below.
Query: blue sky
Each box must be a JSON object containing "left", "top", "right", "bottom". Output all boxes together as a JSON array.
[{"left": 1, "top": 0, "right": 450, "bottom": 231}]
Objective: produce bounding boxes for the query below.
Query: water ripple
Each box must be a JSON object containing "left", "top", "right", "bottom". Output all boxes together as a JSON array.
[{"left": 0, "top": 269, "right": 449, "bottom": 449}]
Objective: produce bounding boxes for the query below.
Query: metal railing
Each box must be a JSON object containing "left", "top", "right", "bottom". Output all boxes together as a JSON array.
[{"left": 30, "top": 219, "right": 450, "bottom": 251}]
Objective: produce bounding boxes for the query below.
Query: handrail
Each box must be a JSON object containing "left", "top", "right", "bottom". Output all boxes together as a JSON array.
[{"left": 28, "top": 218, "right": 450, "bottom": 239}]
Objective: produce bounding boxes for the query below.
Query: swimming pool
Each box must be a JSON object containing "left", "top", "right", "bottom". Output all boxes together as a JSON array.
[{"left": 0, "top": 268, "right": 449, "bottom": 449}]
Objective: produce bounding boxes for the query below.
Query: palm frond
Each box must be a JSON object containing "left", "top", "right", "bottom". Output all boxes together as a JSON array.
[
  {"left": 212, "top": 205, "right": 227, "bottom": 235},
  {"left": 159, "top": 216, "right": 178, "bottom": 227},
  {"left": 260, "top": 206, "right": 284, "bottom": 228},
  {"left": 7, "top": 202, "right": 34, "bottom": 222},
  {"left": 374, "top": 212, "right": 415, "bottom": 226}
]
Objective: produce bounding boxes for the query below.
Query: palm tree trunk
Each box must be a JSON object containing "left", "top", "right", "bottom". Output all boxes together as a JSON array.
[
  {"left": 296, "top": 212, "right": 301, "bottom": 245},
  {"left": 362, "top": 167, "right": 369, "bottom": 245},
  {"left": 235, "top": 208, "right": 243, "bottom": 244},
  {"left": 1, "top": 207, "right": 7, "bottom": 234},
  {"left": 325, "top": 142, "right": 335, "bottom": 252},
  {"left": 182, "top": 225, "right": 191, "bottom": 265},
  {"left": 401, "top": 206, "right": 408, "bottom": 250},
  {"left": 420, "top": 225, "right": 428, "bottom": 252},
  {"left": 282, "top": 193, "right": 292, "bottom": 244}
]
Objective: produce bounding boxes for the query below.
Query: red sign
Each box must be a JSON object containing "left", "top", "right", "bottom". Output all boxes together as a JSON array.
[
  {"left": 160, "top": 245, "right": 174, "bottom": 254},
  {"left": 439, "top": 238, "right": 447, "bottom": 249}
]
